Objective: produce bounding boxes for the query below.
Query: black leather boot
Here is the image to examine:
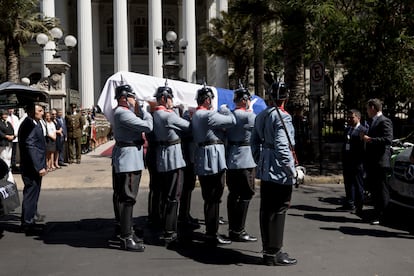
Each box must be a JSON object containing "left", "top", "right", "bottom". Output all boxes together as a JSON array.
[
  {"left": 120, "top": 204, "right": 145, "bottom": 252},
  {"left": 260, "top": 211, "right": 285, "bottom": 255},
  {"left": 163, "top": 200, "right": 179, "bottom": 246},
  {"left": 178, "top": 190, "right": 200, "bottom": 229},
  {"left": 228, "top": 199, "right": 257, "bottom": 242},
  {"left": 120, "top": 235, "right": 145, "bottom": 252},
  {"left": 204, "top": 202, "right": 231, "bottom": 246},
  {"left": 263, "top": 251, "right": 297, "bottom": 266},
  {"left": 148, "top": 188, "right": 162, "bottom": 229},
  {"left": 261, "top": 212, "right": 295, "bottom": 265}
]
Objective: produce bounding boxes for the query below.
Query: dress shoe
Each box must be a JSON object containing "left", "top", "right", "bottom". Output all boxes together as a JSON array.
[
  {"left": 219, "top": 216, "right": 227, "bottom": 225},
  {"left": 120, "top": 235, "right": 145, "bottom": 252},
  {"left": 263, "top": 252, "right": 297, "bottom": 266},
  {"left": 21, "top": 223, "right": 45, "bottom": 236},
  {"left": 34, "top": 213, "right": 46, "bottom": 223},
  {"left": 162, "top": 232, "right": 178, "bottom": 248},
  {"left": 370, "top": 219, "right": 380, "bottom": 225},
  {"left": 205, "top": 234, "right": 232, "bottom": 246},
  {"left": 229, "top": 230, "right": 258, "bottom": 242},
  {"left": 58, "top": 162, "right": 68, "bottom": 167}
]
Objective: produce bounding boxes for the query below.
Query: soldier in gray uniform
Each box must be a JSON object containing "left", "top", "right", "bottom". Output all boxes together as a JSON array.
[
  {"left": 226, "top": 86, "right": 257, "bottom": 242},
  {"left": 112, "top": 84, "right": 153, "bottom": 252},
  {"left": 153, "top": 85, "right": 190, "bottom": 246},
  {"left": 192, "top": 85, "right": 236, "bottom": 245},
  {"left": 251, "top": 82, "right": 300, "bottom": 265}
]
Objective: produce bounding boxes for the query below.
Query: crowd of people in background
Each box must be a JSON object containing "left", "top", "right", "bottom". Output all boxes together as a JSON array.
[
  {"left": 0, "top": 103, "right": 111, "bottom": 236},
  {"left": 0, "top": 104, "right": 111, "bottom": 174}
]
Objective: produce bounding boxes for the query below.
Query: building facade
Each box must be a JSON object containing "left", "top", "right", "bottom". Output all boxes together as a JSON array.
[{"left": 20, "top": 0, "right": 229, "bottom": 109}]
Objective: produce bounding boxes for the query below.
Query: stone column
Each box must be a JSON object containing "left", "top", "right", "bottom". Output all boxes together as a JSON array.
[
  {"left": 77, "top": 0, "right": 95, "bottom": 109},
  {"left": 183, "top": 0, "right": 196, "bottom": 83},
  {"left": 215, "top": 0, "right": 229, "bottom": 88},
  {"left": 40, "top": 0, "right": 55, "bottom": 77},
  {"left": 114, "top": 0, "right": 129, "bottom": 72},
  {"left": 149, "top": 0, "right": 163, "bottom": 77},
  {"left": 92, "top": 1, "right": 101, "bottom": 101}
]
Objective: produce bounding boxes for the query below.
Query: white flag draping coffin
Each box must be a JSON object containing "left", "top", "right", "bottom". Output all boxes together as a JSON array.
[{"left": 98, "top": 71, "right": 267, "bottom": 124}]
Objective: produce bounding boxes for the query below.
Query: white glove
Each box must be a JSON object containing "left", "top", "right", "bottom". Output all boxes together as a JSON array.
[
  {"left": 295, "top": 166, "right": 306, "bottom": 186},
  {"left": 219, "top": 104, "right": 230, "bottom": 114}
]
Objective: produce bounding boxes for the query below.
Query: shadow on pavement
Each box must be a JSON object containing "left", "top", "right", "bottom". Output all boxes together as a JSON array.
[
  {"left": 303, "top": 213, "right": 362, "bottom": 224},
  {"left": 5, "top": 214, "right": 263, "bottom": 265},
  {"left": 0, "top": 212, "right": 22, "bottom": 238},
  {"left": 40, "top": 218, "right": 119, "bottom": 249},
  {"left": 291, "top": 204, "right": 343, "bottom": 213},
  {"left": 320, "top": 226, "right": 414, "bottom": 239},
  {"left": 173, "top": 240, "right": 263, "bottom": 265}
]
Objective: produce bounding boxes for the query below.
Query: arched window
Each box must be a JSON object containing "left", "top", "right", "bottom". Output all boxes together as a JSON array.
[
  {"left": 133, "top": 17, "right": 148, "bottom": 48},
  {"left": 106, "top": 18, "right": 114, "bottom": 48}
]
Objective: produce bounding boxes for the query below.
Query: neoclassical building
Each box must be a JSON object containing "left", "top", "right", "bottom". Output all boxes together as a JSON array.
[{"left": 20, "top": 0, "right": 229, "bottom": 109}]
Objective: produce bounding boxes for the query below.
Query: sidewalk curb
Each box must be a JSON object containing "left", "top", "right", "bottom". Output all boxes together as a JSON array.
[{"left": 13, "top": 140, "right": 343, "bottom": 190}]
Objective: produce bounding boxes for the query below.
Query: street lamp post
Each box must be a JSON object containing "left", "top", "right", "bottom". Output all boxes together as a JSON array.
[
  {"left": 154, "top": 31, "right": 188, "bottom": 80},
  {"left": 36, "top": 27, "right": 77, "bottom": 114},
  {"left": 36, "top": 27, "right": 77, "bottom": 58}
]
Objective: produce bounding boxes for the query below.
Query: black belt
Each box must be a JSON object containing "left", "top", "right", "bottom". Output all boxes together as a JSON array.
[
  {"left": 198, "top": 140, "right": 224, "bottom": 147},
  {"left": 115, "top": 141, "right": 144, "bottom": 148},
  {"left": 228, "top": 141, "right": 250, "bottom": 147},
  {"left": 158, "top": 139, "right": 181, "bottom": 146},
  {"left": 263, "top": 143, "right": 275, "bottom": 149}
]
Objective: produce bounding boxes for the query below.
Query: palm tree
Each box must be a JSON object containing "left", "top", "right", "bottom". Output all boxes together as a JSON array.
[
  {"left": 0, "top": 0, "right": 54, "bottom": 82},
  {"left": 200, "top": 11, "right": 253, "bottom": 88},
  {"left": 231, "top": 0, "right": 276, "bottom": 98},
  {"left": 278, "top": 2, "right": 307, "bottom": 110}
]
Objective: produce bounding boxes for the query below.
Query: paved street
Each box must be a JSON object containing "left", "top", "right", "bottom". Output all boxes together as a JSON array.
[
  {"left": 1, "top": 142, "right": 413, "bottom": 275},
  {"left": 1, "top": 184, "right": 413, "bottom": 275}
]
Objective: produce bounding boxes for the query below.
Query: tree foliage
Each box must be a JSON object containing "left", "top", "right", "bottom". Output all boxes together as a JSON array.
[
  {"left": 199, "top": 11, "right": 254, "bottom": 89},
  {"left": 0, "top": 0, "right": 55, "bottom": 82}
]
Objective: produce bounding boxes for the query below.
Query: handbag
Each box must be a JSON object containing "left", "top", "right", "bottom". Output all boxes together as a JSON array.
[{"left": 0, "top": 177, "right": 20, "bottom": 216}]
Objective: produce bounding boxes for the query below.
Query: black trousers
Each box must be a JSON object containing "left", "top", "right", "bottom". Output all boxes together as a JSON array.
[
  {"left": 159, "top": 169, "right": 183, "bottom": 234},
  {"left": 113, "top": 170, "right": 141, "bottom": 205},
  {"left": 199, "top": 171, "right": 225, "bottom": 235},
  {"left": 226, "top": 168, "right": 256, "bottom": 200},
  {"left": 179, "top": 163, "right": 196, "bottom": 221},
  {"left": 112, "top": 170, "right": 142, "bottom": 237},
  {"left": 365, "top": 166, "right": 390, "bottom": 217},
  {"left": 147, "top": 164, "right": 163, "bottom": 225},
  {"left": 342, "top": 163, "right": 364, "bottom": 209},
  {"left": 21, "top": 174, "right": 42, "bottom": 224},
  {"left": 11, "top": 142, "right": 18, "bottom": 167},
  {"left": 260, "top": 181, "right": 292, "bottom": 255}
]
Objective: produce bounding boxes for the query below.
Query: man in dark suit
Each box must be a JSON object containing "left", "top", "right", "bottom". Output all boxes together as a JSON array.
[
  {"left": 340, "top": 109, "right": 366, "bottom": 214},
  {"left": 18, "top": 104, "right": 47, "bottom": 234},
  {"left": 360, "top": 98, "right": 393, "bottom": 225}
]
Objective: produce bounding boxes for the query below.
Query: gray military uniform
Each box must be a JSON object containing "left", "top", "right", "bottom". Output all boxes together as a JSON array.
[
  {"left": 153, "top": 106, "right": 190, "bottom": 172},
  {"left": 226, "top": 108, "right": 256, "bottom": 169},
  {"left": 192, "top": 105, "right": 236, "bottom": 240},
  {"left": 192, "top": 107, "right": 236, "bottom": 175},
  {"left": 112, "top": 106, "right": 153, "bottom": 173},
  {"left": 251, "top": 107, "right": 296, "bottom": 185}
]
